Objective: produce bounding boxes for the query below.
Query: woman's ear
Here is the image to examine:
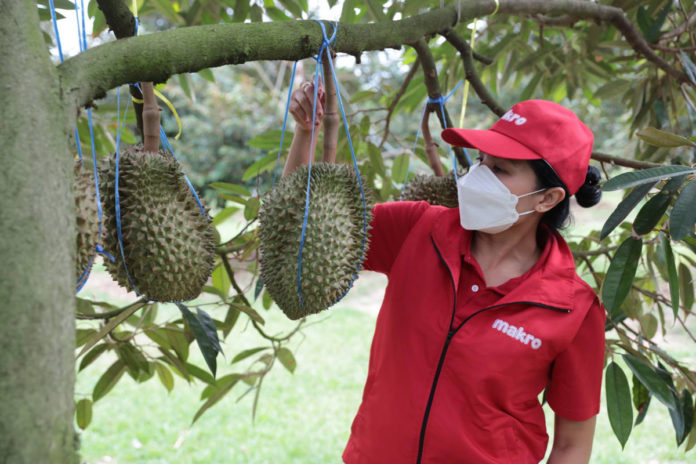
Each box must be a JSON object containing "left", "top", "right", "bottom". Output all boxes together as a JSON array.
[{"left": 536, "top": 187, "right": 566, "bottom": 213}]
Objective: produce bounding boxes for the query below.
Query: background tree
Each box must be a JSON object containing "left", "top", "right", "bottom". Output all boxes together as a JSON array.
[{"left": 2, "top": 0, "right": 696, "bottom": 462}]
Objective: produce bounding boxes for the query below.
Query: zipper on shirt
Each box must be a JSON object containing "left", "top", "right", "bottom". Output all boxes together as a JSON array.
[{"left": 416, "top": 237, "right": 570, "bottom": 464}]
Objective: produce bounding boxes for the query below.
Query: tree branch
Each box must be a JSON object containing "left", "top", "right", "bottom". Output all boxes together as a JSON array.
[
  {"left": 591, "top": 151, "right": 662, "bottom": 170},
  {"left": 421, "top": 112, "right": 445, "bottom": 176},
  {"left": 411, "top": 38, "right": 468, "bottom": 168},
  {"left": 59, "top": 1, "right": 693, "bottom": 112},
  {"left": 379, "top": 57, "right": 419, "bottom": 149},
  {"left": 96, "top": 0, "right": 144, "bottom": 138},
  {"left": 441, "top": 28, "right": 506, "bottom": 117}
]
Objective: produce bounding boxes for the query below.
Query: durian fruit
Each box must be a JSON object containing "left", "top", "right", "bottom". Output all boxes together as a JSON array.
[
  {"left": 258, "top": 163, "right": 373, "bottom": 320},
  {"left": 99, "top": 144, "right": 215, "bottom": 302},
  {"left": 400, "top": 174, "right": 458, "bottom": 208},
  {"left": 74, "top": 160, "right": 100, "bottom": 282}
]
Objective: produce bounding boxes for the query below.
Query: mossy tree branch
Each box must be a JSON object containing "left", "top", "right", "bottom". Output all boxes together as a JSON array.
[
  {"left": 441, "top": 28, "right": 506, "bottom": 117},
  {"left": 59, "top": 0, "right": 693, "bottom": 117}
]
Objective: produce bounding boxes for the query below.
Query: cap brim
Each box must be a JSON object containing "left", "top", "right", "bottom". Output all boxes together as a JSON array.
[{"left": 442, "top": 128, "right": 542, "bottom": 161}]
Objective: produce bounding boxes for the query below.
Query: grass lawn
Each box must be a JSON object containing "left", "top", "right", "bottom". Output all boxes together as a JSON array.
[
  {"left": 77, "top": 194, "right": 694, "bottom": 463},
  {"left": 77, "top": 270, "right": 694, "bottom": 464}
]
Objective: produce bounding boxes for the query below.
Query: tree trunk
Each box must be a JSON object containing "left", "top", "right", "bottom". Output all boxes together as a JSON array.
[{"left": 0, "top": 1, "right": 78, "bottom": 463}]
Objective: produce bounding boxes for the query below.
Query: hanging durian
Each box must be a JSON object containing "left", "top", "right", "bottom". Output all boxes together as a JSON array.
[
  {"left": 258, "top": 163, "right": 373, "bottom": 320},
  {"left": 99, "top": 144, "right": 215, "bottom": 302},
  {"left": 400, "top": 174, "right": 458, "bottom": 208},
  {"left": 74, "top": 160, "right": 100, "bottom": 282}
]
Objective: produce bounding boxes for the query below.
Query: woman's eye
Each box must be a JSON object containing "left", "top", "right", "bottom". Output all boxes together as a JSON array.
[{"left": 492, "top": 165, "right": 505, "bottom": 174}]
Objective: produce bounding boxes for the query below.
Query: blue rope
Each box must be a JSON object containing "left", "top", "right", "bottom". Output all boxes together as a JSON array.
[
  {"left": 401, "top": 80, "right": 471, "bottom": 188},
  {"left": 271, "top": 61, "right": 298, "bottom": 188},
  {"left": 49, "top": 0, "right": 106, "bottom": 292},
  {"left": 48, "top": 0, "right": 64, "bottom": 62},
  {"left": 294, "top": 21, "right": 367, "bottom": 308},
  {"left": 113, "top": 87, "right": 141, "bottom": 296},
  {"left": 79, "top": 0, "right": 88, "bottom": 52},
  {"left": 159, "top": 126, "right": 206, "bottom": 215}
]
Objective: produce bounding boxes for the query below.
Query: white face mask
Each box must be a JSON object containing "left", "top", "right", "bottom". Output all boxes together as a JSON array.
[{"left": 457, "top": 162, "right": 545, "bottom": 234}]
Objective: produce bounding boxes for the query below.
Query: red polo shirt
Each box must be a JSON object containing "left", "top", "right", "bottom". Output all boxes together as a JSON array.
[{"left": 343, "top": 201, "right": 605, "bottom": 464}]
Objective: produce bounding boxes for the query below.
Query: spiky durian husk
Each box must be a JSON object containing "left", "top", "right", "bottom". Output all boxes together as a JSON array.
[
  {"left": 99, "top": 145, "right": 215, "bottom": 302},
  {"left": 258, "top": 163, "right": 373, "bottom": 320},
  {"left": 400, "top": 174, "right": 458, "bottom": 208},
  {"left": 74, "top": 160, "right": 100, "bottom": 282}
]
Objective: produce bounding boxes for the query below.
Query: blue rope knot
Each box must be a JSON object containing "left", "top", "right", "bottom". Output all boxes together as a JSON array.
[
  {"left": 402, "top": 80, "right": 471, "bottom": 189},
  {"left": 288, "top": 20, "right": 368, "bottom": 311}
]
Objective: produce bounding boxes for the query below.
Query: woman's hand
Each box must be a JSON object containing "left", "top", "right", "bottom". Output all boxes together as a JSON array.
[
  {"left": 289, "top": 80, "right": 325, "bottom": 132},
  {"left": 282, "top": 80, "right": 325, "bottom": 177}
]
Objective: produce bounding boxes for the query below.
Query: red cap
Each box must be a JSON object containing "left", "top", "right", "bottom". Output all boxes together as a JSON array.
[{"left": 442, "top": 100, "right": 593, "bottom": 195}]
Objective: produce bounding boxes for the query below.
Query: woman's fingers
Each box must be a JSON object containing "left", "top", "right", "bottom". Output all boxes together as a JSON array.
[{"left": 291, "top": 81, "right": 325, "bottom": 129}]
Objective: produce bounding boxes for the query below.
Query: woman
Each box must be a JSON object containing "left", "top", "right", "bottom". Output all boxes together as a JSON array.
[{"left": 284, "top": 82, "right": 605, "bottom": 464}]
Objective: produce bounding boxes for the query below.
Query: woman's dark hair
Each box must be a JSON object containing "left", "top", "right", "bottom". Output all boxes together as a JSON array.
[{"left": 528, "top": 160, "right": 602, "bottom": 230}]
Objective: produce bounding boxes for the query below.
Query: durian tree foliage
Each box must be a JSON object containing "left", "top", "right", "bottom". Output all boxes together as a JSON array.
[{"left": 2, "top": 0, "right": 696, "bottom": 461}]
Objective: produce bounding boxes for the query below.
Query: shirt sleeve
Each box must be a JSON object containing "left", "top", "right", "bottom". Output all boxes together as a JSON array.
[
  {"left": 546, "top": 299, "right": 606, "bottom": 421},
  {"left": 362, "top": 201, "right": 430, "bottom": 275}
]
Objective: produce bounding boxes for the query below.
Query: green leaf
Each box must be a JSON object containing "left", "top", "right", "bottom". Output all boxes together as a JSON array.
[
  {"left": 184, "top": 362, "right": 216, "bottom": 385},
  {"left": 177, "top": 304, "right": 222, "bottom": 378},
  {"left": 75, "top": 398, "right": 92, "bottom": 430},
  {"left": 229, "top": 302, "right": 265, "bottom": 324},
  {"left": 197, "top": 68, "right": 215, "bottom": 83},
  {"left": 633, "top": 191, "right": 671, "bottom": 235},
  {"left": 602, "top": 237, "right": 643, "bottom": 316},
  {"left": 155, "top": 362, "right": 174, "bottom": 392},
  {"left": 149, "top": 0, "right": 182, "bottom": 23},
  {"left": 265, "top": 6, "right": 291, "bottom": 21},
  {"left": 213, "top": 206, "right": 239, "bottom": 226},
  {"left": 262, "top": 288, "right": 273, "bottom": 309},
  {"left": 602, "top": 166, "right": 696, "bottom": 191},
  {"left": 632, "top": 374, "right": 650, "bottom": 414},
  {"left": 277, "top": 0, "right": 303, "bottom": 17},
  {"left": 244, "top": 197, "right": 260, "bottom": 221},
  {"left": 647, "top": 3, "right": 671, "bottom": 43},
  {"left": 247, "top": 129, "right": 287, "bottom": 149},
  {"left": 600, "top": 182, "right": 656, "bottom": 240},
  {"left": 78, "top": 343, "right": 110, "bottom": 372},
  {"left": 232, "top": 347, "right": 270, "bottom": 364},
  {"left": 670, "top": 180, "right": 696, "bottom": 241},
  {"left": 222, "top": 303, "right": 240, "bottom": 338},
  {"left": 636, "top": 127, "right": 696, "bottom": 148},
  {"left": 351, "top": 90, "right": 378, "bottom": 104},
  {"left": 192, "top": 374, "right": 241, "bottom": 424},
  {"left": 76, "top": 328, "right": 96, "bottom": 347},
  {"left": 683, "top": 391, "right": 695, "bottom": 441},
  {"left": 659, "top": 234, "right": 680, "bottom": 317},
  {"left": 623, "top": 355, "right": 677, "bottom": 411},
  {"left": 679, "top": 51, "right": 696, "bottom": 85},
  {"left": 242, "top": 151, "right": 278, "bottom": 182},
  {"left": 679, "top": 263, "right": 694, "bottom": 312},
  {"left": 392, "top": 153, "right": 410, "bottom": 184},
  {"left": 212, "top": 264, "right": 230, "bottom": 298},
  {"left": 277, "top": 347, "right": 297, "bottom": 373},
  {"left": 178, "top": 74, "right": 193, "bottom": 101},
  {"left": 606, "top": 362, "right": 633, "bottom": 448},
  {"left": 209, "top": 182, "right": 251, "bottom": 196},
  {"left": 92, "top": 360, "right": 127, "bottom": 402},
  {"left": 77, "top": 300, "right": 146, "bottom": 358},
  {"left": 593, "top": 79, "right": 632, "bottom": 100},
  {"left": 367, "top": 142, "right": 386, "bottom": 177},
  {"left": 116, "top": 343, "right": 150, "bottom": 379},
  {"left": 232, "top": 0, "right": 250, "bottom": 22},
  {"left": 249, "top": 4, "right": 263, "bottom": 22}
]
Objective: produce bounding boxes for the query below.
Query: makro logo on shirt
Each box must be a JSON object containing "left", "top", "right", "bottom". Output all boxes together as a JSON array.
[
  {"left": 492, "top": 319, "right": 542, "bottom": 349},
  {"left": 500, "top": 110, "right": 527, "bottom": 125}
]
